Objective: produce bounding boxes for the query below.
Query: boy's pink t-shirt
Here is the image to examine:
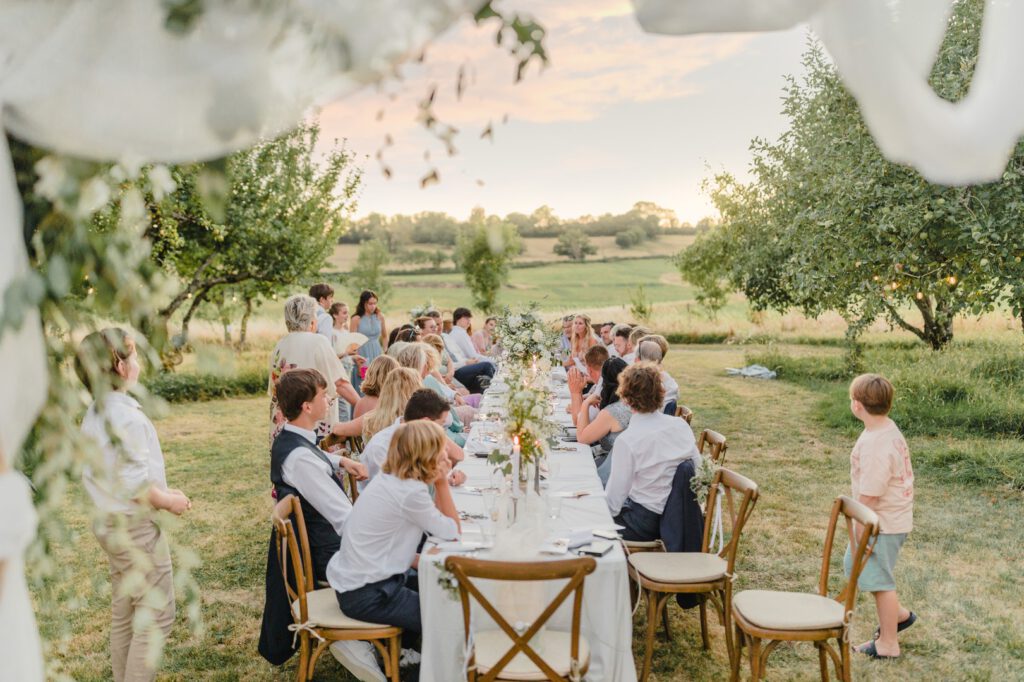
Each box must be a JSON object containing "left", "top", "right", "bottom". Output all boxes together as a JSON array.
[{"left": 850, "top": 420, "right": 914, "bottom": 534}]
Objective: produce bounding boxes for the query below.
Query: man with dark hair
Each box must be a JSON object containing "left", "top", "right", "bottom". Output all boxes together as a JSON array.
[
  {"left": 443, "top": 307, "right": 495, "bottom": 394},
  {"left": 604, "top": 364, "right": 700, "bottom": 541},
  {"left": 599, "top": 322, "right": 618, "bottom": 356},
  {"left": 259, "top": 368, "right": 370, "bottom": 672},
  {"left": 361, "top": 388, "right": 466, "bottom": 483},
  {"left": 611, "top": 324, "right": 635, "bottom": 363},
  {"left": 308, "top": 283, "right": 335, "bottom": 338}
]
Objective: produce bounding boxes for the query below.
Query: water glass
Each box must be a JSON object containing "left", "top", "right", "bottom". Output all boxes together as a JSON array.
[{"left": 545, "top": 494, "right": 563, "bottom": 520}]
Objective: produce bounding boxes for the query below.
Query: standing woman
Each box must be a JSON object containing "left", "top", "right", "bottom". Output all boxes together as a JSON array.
[
  {"left": 77, "top": 328, "right": 191, "bottom": 682},
  {"left": 349, "top": 290, "right": 387, "bottom": 394}
]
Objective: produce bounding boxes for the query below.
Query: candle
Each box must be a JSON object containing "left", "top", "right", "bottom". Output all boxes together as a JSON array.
[{"left": 511, "top": 436, "right": 521, "bottom": 497}]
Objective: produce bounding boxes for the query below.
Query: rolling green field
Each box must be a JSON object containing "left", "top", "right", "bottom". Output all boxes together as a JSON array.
[
  {"left": 325, "top": 234, "right": 696, "bottom": 272},
  {"left": 38, "top": 342, "right": 1024, "bottom": 680}
]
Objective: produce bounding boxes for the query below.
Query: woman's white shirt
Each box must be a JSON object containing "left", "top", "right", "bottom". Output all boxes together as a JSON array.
[
  {"left": 327, "top": 473, "right": 458, "bottom": 593},
  {"left": 80, "top": 392, "right": 167, "bottom": 514}
]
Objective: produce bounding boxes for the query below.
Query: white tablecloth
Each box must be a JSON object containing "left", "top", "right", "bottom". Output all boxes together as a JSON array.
[{"left": 417, "top": 379, "right": 637, "bottom": 681}]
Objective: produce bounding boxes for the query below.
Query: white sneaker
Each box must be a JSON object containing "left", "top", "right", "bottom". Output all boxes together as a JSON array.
[
  {"left": 399, "top": 648, "right": 421, "bottom": 667},
  {"left": 329, "top": 640, "right": 386, "bottom": 682}
]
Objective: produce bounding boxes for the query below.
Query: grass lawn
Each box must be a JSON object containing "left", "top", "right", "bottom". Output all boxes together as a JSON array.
[{"left": 38, "top": 344, "right": 1024, "bottom": 680}]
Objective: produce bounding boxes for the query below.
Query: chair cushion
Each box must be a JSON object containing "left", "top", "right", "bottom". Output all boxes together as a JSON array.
[
  {"left": 628, "top": 552, "right": 728, "bottom": 584},
  {"left": 473, "top": 629, "right": 590, "bottom": 681},
  {"left": 292, "top": 588, "right": 390, "bottom": 630},
  {"left": 733, "top": 590, "right": 846, "bottom": 630}
]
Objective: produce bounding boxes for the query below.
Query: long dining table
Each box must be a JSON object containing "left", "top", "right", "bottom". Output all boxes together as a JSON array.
[{"left": 416, "top": 368, "right": 638, "bottom": 681}]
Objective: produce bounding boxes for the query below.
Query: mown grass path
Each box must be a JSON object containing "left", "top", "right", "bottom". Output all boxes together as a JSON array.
[{"left": 41, "top": 346, "right": 1023, "bottom": 680}]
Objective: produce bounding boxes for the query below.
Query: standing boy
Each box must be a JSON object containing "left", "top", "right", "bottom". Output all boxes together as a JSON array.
[{"left": 846, "top": 373, "right": 917, "bottom": 659}]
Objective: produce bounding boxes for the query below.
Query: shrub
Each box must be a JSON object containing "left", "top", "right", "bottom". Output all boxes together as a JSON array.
[{"left": 146, "top": 369, "right": 267, "bottom": 402}]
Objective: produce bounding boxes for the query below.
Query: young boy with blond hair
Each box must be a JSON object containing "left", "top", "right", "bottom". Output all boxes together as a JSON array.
[{"left": 846, "top": 373, "right": 917, "bottom": 659}]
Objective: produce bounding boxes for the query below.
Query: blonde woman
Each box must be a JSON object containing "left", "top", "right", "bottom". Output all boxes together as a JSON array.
[
  {"left": 396, "top": 344, "right": 473, "bottom": 444},
  {"left": 564, "top": 313, "right": 600, "bottom": 372},
  {"left": 353, "top": 355, "right": 399, "bottom": 419},
  {"left": 77, "top": 328, "right": 190, "bottom": 682},
  {"left": 361, "top": 367, "right": 421, "bottom": 442},
  {"left": 327, "top": 421, "right": 460, "bottom": 666}
]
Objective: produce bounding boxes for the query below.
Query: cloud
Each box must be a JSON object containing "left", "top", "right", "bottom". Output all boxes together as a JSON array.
[{"left": 317, "top": 1, "right": 754, "bottom": 141}]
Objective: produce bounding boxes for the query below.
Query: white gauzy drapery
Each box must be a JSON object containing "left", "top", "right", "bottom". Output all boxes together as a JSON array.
[
  {"left": 632, "top": 0, "right": 1024, "bottom": 186},
  {"left": 0, "top": 1, "right": 485, "bottom": 678}
]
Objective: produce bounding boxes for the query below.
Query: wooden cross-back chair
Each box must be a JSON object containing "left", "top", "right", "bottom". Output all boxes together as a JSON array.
[
  {"left": 444, "top": 556, "right": 597, "bottom": 681},
  {"left": 627, "top": 468, "right": 759, "bottom": 681},
  {"left": 675, "top": 405, "right": 694, "bottom": 424},
  {"left": 272, "top": 495, "right": 401, "bottom": 681},
  {"left": 698, "top": 429, "right": 728, "bottom": 466},
  {"left": 730, "top": 496, "right": 880, "bottom": 682},
  {"left": 316, "top": 434, "right": 363, "bottom": 502}
]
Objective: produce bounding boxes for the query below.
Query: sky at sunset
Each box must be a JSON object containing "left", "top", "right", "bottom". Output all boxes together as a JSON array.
[{"left": 316, "top": 1, "right": 809, "bottom": 224}]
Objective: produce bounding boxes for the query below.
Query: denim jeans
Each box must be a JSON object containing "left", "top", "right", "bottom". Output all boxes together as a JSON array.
[
  {"left": 614, "top": 498, "right": 662, "bottom": 542},
  {"left": 336, "top": 572, "right": 421, "bottom": 650}
]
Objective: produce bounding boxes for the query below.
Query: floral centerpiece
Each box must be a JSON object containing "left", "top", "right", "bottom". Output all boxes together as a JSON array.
[
  {"left": 494, "top": 303, "right": 560, "bottom": 370},
  {"left": 409, "top": 301, "right": 437, "bottom": 320}
]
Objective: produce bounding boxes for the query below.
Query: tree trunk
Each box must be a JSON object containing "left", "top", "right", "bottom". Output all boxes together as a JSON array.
[
  {"left": 239, "top": 297, "right": 253, "bottom": 347},
  {"left": 178, "top": 286, "right": 212, "bottom": 348},
  {"left": 882, "top": 294, "right": 955, "bottom": 350},
  {"left": 222, "top": 320, "right": 231, "bottom": 344}
]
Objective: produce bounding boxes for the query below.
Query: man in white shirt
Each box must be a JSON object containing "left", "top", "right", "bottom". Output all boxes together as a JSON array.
[
  {"left": 309, "top": 282, "right": 335, "bottom": 338},
  {"left": 567, "top": 344, "right": 609, "bottom": 423},
  {"left": 445, "top": 307, "right": 495, "bottom": 393},
  {"left": 605, "top": 364, "right": 700, "bottom": 541},
  {"left": 637, "top": 338, "right": 680, "bottom": 410},
  {"left": 612, "top": 324, "right": 635, "bottom": 364}
]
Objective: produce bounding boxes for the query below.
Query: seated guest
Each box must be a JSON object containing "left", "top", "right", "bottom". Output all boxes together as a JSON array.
[
  {"left": 472, "top": 316, "right": 497, "bottom": 355},
  {"left": 637, "top": 336, "right": 679, "bottom": 410},
  {"left": 415, "top": 316, "right": 439, "bottom": 336},
  {"left": 327, "top": 422, "right": 461, "bottom": 675},
  {"left": 445, "top": 307, "right": 495, "bottom": 394},
  {"left": 395, "top": 343, "right": 471, "bottom": 446},
  {"left": 575, "top": 358, "right": 631, "bottom": 486},
  {"left": 626, "top": 326, "right": 652, "bottom": 363},
  {"left": 362, "top": 388, "right": 466, "bottom": 483},
  {"left": 361, "top": 367, "right": 421, "bottom": 442},
  {"left": 353, "top": 355, "right": 399, "bottom": 419},
  {"left": 599, "top": 321, "right": 618, "bottom": 357},
  {"left": 329, "top": 301, "right": 364, "bottom": 422},
  {"left": 567, "top": 344, "right": 609, "bottom": 423},
  {"left": 605, "top": 364, "right": 700, "bottom": 541},
  {"left": 611, "top": 324, "right": 634, "bottom": 363},
  {"left": 268, "top": 295, "right": 359, "bottom": 443},
  {"left": 559, "top": 314, "right": 574, "bottom": 359},
  {"left": 423, "top": 333, "right": 482, "bottom": 408},
  {"left": 564, "top": 314, "right": 600, "bottom": 372},
  {"left": 258, "top": 368, "right": 368, "bottom": 669}
]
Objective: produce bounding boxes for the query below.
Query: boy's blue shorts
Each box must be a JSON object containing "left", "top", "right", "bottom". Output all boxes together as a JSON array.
[{"left": 844, "top": 533, "right": 907, "bottom": 592}]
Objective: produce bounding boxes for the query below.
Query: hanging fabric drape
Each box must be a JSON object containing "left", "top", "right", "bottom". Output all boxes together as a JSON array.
[
  {"left": 633, "top": 0, "right": 1024, "bottom": 185},
  {"left": 0, "top": 2, "right": 486, "bottom": 678}
]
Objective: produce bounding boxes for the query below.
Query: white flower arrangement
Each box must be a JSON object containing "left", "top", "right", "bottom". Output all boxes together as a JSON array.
[
  {"left": 409, "top": 301, "right": 437, "bottom": 320},
  {"left": 494, "top": 303, "right": 560, "bottom": 370}
]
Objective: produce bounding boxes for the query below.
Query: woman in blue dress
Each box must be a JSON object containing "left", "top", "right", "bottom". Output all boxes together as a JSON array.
[{"left": 349, "top": 290, "right": 387, "bottom": 394}]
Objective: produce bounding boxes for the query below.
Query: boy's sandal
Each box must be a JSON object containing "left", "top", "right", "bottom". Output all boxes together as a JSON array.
[
  {"left": 872, "top": 611, "right": 917, "bottom": 640},
  {"left": 858, "top": 641, "right": 899, "bottom": 660}
]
